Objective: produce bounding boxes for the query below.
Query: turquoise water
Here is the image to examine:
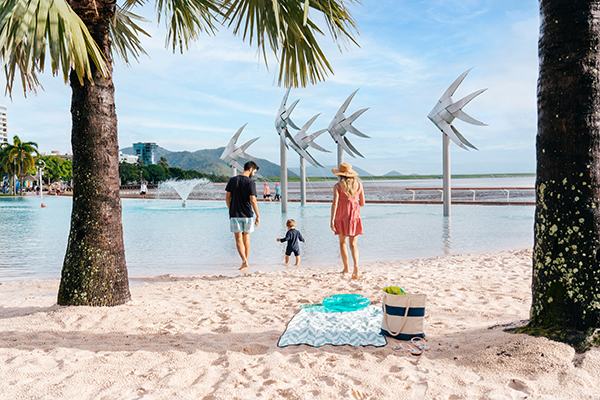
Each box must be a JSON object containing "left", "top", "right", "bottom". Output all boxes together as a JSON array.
[{"left": 0, "top": 195, "right": 534, "bottom": 281}]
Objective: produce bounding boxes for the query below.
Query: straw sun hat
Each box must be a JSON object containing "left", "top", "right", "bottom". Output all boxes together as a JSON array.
[{"left": 332, "top": 162, "right": 358, "bottom": 177}]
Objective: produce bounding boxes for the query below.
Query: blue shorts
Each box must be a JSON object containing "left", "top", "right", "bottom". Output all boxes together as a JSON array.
[
  {"left": 286, "top": 248, "right": 300, "bottom": 257},
  {"left": 230, "top": 217, "right": 254, "bottom": 233}
]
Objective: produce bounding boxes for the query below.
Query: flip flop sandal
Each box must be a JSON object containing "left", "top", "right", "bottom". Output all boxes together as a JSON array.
[
  {"left": 410, "top": 337, "right": 430, "bottom": 351},
  {"left": 392, "top": 343, "right": 422, "bottom": 356}
]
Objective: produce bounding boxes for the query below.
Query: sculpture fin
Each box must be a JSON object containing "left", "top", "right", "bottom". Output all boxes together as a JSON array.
[
  {"left": 231, "top": 159, "right": 244, "bottom": 172},
  {"left": 453, "top": 109, "right": 487, "bottom": 126},
  {"left": 230, "top": 123, "right": 247, "bottom": 146},
  {"left": 289, "top": 139, "right": 323, "bottom": 168},
  {"left": 441, "top": 68, "right": 473, "bottom": 100},
  {"left": 341, "top": 108, "right": 370, "bottom": 137},
  {"left": 302, "top": 149, "right": 323, "bottom": 168},
  {"left": 239, "top": 152, "right": 260, "bottom": 162},
  {"left": 344, "top": 137, "right": 364, "bottom": 158},
  {"left": 239, "top": 137, "right": 260, "bottom": 152},
  {"left": 451, "top": 125, "right": 478, "bottom": 150},
  {"left": 283, "top": 99, "right": 301, "bottom": 130},
  {"left": 285, "top": 128, "right": 302, "bottom": 150},
  {"left": 334, "top": 134, "right": 357, "bottom": 158},
  {"left": 337, "top": 89, "right": 360, "bottom": 115},
  {"left": 440, "top": 122, "right": 468, "bottom": 150},
  {"left": 280, "top": 87, "right": 291, "bottom": 110},
  {"left": 300, "top": 113, "right": 321, "bottom": 132},
  {"left": 447, "top": 88, "right": 487, "bottom": 115},
  {"left": 308, "top": 141, "right": 330, "bottom": 153},
  {"left": 306, "top": 129, "right": 330, "bottom": 153}
]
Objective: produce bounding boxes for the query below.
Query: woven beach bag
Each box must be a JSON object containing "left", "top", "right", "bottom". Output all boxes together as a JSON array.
[{"left": 381, "top": 290, "right": 427, "bottom": 340}]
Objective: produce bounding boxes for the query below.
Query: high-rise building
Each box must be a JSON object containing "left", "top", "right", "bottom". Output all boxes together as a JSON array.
[
  {"left": 0, "top": 104, "right": 7, "bottom": 144},
  {"left": 133, "top": 142, "right": 158, "bottom": 165}
]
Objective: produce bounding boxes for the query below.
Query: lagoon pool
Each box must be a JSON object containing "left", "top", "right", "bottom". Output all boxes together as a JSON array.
[{"left": 0, "top": 196, "right": 534, "bottom": 281}]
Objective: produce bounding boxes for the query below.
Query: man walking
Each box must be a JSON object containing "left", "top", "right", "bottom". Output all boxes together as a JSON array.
[{"left": 225, "top": 161, "right": 260, "bottom": 270}]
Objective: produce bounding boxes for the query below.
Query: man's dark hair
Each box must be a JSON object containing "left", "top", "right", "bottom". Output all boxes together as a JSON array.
[{"left": 244, "top": 161, "right": 259, "bottom": 171}]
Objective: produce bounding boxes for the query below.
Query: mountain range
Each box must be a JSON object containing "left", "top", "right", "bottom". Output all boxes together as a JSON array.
[
  {"left": 120, "top": 146, "right": 297, "bottom": 178},
  {"left": 120, "top": 146, "right": 383, "bottom": 177}
]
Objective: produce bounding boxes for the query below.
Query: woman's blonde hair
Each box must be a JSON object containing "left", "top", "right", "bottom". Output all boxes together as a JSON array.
[{"left": 337, "top": 176, "right": 361, "bottom": 198}]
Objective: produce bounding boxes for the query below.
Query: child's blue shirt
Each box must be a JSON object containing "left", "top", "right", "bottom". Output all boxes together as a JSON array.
[{"left": 279, "top": 229, "right": 305, "bottom": 252}]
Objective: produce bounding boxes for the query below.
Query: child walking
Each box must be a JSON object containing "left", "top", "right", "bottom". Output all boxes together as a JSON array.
[
  {"left": 263, "top": 182, "right": 272, "bottom": 201},
  {"left": 277, "top": 219, "right": 305, "bottom": 265}
]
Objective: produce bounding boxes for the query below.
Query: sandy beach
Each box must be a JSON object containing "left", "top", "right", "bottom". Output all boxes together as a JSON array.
[{"left": 1, "top": 248, "right": 599, "bottom": 399}]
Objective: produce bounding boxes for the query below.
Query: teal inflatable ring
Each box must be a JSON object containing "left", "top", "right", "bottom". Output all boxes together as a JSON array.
[{"left": 323, "top": 294, "right": 370, "bottom": 312}]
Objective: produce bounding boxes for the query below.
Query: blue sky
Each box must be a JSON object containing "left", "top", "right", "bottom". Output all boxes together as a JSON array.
[{"left": 1, "top": 0, "right": 539, "bottom": 176}]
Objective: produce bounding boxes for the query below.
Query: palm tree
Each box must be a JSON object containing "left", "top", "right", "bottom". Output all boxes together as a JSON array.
[
  {"left": 5, "top": 136, "right": 38, "bottom": 195},
  {"left": 0, "top": 0, "right": 359, "bottom": 306},
  {"left": 0, "top": 143, "right": 12, "bottom": 193},
  {"left": 1, "top": 139, "right": 22, "bottom": 195},
  {"left": 522, "top": 0, "right": 600, "bottom": 347}
]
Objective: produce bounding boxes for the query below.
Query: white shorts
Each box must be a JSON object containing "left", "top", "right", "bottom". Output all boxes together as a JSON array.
[{"left": 230, "top": 217, "right": 254, "bottom": 233}]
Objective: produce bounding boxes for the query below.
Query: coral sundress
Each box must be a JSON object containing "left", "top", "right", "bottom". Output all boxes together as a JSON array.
[{"left": 333, "top": 183, "right": 364, "bottom": 237}]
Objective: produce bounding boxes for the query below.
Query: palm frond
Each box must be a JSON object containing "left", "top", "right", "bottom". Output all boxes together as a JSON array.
[
  {"left": 110, "top": 7, "right": 151, "bottom": 66},
  {"left": 122, "top": 0, "right": 148, "bottom": 12},
  {"left": 0, "top": 0, "right": 108, "bottom": 96},
  {"left": 221, "top": 0, "right": 359, "bottom": 88},
  {"left": 155, "top": 0, "right": 221, "bottom": 53}
]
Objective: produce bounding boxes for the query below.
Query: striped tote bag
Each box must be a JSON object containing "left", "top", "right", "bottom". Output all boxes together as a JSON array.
[{"left": 381, "top": 291, "right": 427, "bottom": 340}]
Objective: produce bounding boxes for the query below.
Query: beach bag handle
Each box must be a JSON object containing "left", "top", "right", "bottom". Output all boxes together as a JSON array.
[{"left": 382, "top": 296, "right": 410, "bottom": 337}]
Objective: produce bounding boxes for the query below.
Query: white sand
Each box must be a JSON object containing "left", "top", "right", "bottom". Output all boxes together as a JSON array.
[{"left": 1, "top": 248, "right": 599, "bottom": 399}]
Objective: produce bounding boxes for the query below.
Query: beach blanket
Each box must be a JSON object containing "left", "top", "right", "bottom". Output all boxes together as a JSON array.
[{"left": 278, "top": 305, "right": 387, "bottom": 347}]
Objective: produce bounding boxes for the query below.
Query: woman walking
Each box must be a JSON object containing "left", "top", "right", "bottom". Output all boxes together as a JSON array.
[{"left": 330, "top": 163, "right": 365, "bottom": 279}]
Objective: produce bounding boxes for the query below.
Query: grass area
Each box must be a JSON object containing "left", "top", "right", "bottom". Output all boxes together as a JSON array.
[{"left": 257, "top": 173, "right": 535, "bottom": 182}]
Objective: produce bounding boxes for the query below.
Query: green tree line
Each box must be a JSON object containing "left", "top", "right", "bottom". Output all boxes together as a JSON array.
[{"left": 119, "top": 157, "right": 228, "bottom": 184}]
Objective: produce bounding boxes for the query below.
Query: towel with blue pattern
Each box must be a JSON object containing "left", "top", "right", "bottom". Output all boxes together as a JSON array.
[{"left": 278, "top": 305, "right": 387, "bottom": 347}]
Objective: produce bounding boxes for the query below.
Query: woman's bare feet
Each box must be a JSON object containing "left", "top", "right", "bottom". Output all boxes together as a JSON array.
[
  {"left": 239, "top": 261, "right": 249, "bottom": 270},
  {"left": 351, "top": 267, "right": 359, "bottom": 280}
]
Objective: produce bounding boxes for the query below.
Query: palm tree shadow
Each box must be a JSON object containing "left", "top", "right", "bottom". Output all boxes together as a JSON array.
[{"left": 0, "top": 304, "right": 62, "bottom": 320}]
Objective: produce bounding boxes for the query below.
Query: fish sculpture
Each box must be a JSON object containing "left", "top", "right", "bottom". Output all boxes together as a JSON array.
[
  {"left": 289, "top": 113, "right": 329, "bottom": 168},
  {"left": 327, "top": 89, "right": 369, "bottom": 158},
  {"left": 427, "top": 68, "right": 487, "bottom": 150},
  {"left": 220, "top": 123, "right": 260, "bottom": 173},
  {"left": 274, "top": 88, "right": 302, "bottom": 150}
]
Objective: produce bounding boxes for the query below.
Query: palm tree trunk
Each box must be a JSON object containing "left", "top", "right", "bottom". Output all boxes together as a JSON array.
[
  {"left": 19, "top": 156, "right": 23, "bottom": 196},
  {"left": 532, "top": 0, "right": 600, "bottom": 330},
  {"left": 57, "top": 0, "right": 130, "bottom": 306}
]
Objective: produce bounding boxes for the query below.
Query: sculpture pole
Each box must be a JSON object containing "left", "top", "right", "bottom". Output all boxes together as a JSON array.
[
  {"left": 232, "top": 166, "right": 237, "bottom": 177},
  {"left": 280, "top": 137, "right": 288, "bottom": 213},
  {"left": 300, "top": 156, "right": 306, "bottom": 206},
  {"left": 427, "top": 69, "right": 487, "bottom": 217},
  {"left": 337, "top": 144, "right": 344, "bottom": 166},
  {"left": 442, "top": 134, "right": 451, "bottom": 216}
]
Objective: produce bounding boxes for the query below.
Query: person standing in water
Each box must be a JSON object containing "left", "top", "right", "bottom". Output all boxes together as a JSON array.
[
  {"left": 277, "top": 219, "right": 305, "bottom": 266},
  {"left": 274, "top": 182, "right": 281, "bottom": 201},
  {"left": 225, "top": 161, "right": 260, "bottom": 270},
  {"left": 330, "top": 163, "right": 365, "bottom": 279}
]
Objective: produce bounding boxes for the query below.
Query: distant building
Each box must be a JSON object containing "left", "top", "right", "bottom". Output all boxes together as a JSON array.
[
  {"left": 50, "top": 150, "right": 73, "bottom": 160},
  {"left": 119, "top": 151, "right": 139, "bottom": 164},
  {"left": 133, "top": 142, "right": 158, "bottom": 165},
  {"left": 0, "top": 104, "right": 7, "bottom": 144}
]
